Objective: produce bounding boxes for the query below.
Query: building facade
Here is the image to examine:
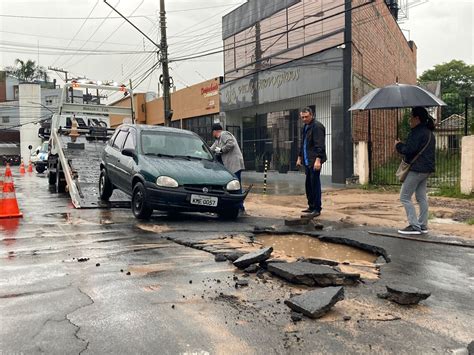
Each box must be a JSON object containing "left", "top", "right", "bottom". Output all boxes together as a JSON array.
[
  {"left": 111, "top": 78, "right": 224, "bottom": 146},
  {"left": 219, "top": 0, "right": 417, "bottom": 183}
]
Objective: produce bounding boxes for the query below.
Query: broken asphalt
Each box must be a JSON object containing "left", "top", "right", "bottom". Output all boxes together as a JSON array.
[{"left": 0, "top": 172, "right": 473, "bottom": 354}]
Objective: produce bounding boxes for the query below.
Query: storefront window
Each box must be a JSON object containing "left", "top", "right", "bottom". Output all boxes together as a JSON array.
[
  {"left": 242, "top": 109, "right": 302, "bottom": 171},
  {"left": 182, "top": 115, "right": 216, "bottom": 146}
]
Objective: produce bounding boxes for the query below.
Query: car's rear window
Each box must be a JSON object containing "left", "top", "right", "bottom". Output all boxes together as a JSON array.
[{"left": 141, "top": 131, "right": 213, "bottom": 160}]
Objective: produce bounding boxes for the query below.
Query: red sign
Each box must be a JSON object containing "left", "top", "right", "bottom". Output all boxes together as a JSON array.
[{"left": 201, "top": 83, "right": 219, "bottom": 96}]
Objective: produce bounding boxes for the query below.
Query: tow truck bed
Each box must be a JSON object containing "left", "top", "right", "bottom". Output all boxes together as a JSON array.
[{"left": 59, "top": 136, "right": 130, "bottom": 208}]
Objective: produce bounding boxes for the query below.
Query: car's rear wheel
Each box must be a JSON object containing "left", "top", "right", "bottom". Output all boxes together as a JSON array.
[
  {"left": 99, "top": 169, "right": 113, "bottom": 201},
  {"left": 218, "top": 208, "right": 239, "bottom": 221},
  {"left": 132, "top": 182, "right": 153, "bottom": 220}
]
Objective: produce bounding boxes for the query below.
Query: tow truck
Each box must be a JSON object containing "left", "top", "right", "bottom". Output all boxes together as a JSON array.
[{"left": 48, "top": 82, "right": 134, "bottom": 208}]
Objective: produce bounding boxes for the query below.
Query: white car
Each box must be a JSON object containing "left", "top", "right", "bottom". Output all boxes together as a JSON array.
[{"left": 30, "top": 142, "right": 49, "bottom": 173}]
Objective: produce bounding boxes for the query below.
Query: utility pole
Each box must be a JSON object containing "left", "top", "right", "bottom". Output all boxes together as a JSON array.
[
  {"left": 48, "top": 67, "right": 72, "bottom": 102},
  {"left": 48, "top": 66, "right": 69, "bottom": 83},
  {"left": 160, "top": 0, "right": 172, "bottom": 127}
]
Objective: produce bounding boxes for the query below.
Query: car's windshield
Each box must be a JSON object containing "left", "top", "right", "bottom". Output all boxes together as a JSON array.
[{"left": 141, "top": 130, "right": 213, "bottom": 160}]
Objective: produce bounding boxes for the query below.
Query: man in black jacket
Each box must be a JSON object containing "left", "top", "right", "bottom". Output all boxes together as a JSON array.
[{"left": 296, "top": 107, "right": 327, "bottom": 216}]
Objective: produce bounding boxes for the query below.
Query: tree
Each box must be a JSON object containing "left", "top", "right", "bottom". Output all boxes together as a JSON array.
[
  {"left": 5, "top": 58, "right": 48, "bottom": 82},
  {"left": 418, "top": 60, "right": 474, "bottom": 119}
]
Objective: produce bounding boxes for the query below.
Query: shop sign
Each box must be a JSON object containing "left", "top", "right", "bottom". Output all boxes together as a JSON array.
[
  {"left": 201, "top": 83, "right": 219, "bottom": 98},
  {"left": 222, "top": 69, "right": 300, "bottom": 107},
  {"left": 220, "top": 49, "right": 343, "bottom": 111}
]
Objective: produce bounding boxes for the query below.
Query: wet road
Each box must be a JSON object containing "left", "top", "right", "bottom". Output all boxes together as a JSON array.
[{"left": 1, "top": 172, "right": 473, "bottom": 354}]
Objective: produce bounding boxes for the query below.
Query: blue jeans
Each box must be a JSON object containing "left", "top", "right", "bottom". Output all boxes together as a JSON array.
[
  {"left": 304, "top": 166, "right": 322, "bottom": 212},
  {"left": 400, "top": 171, "right": 430, "bottom": 230},
  {"left": 234, "top": 170, "right": 245, "bottom": 210}
]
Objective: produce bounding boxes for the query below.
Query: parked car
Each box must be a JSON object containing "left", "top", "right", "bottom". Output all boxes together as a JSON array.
[
  {"left": 30, "top": 142, "right": 49, "bottom": 173},
  {"left": 100, "top": 124, "right": 248, "bottom": 220}
]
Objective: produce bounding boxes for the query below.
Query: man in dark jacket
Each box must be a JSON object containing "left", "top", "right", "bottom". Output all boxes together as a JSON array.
[
  {"left": 296, "top": 107, "right": 327, "bottom": 216},
  {"left": 395, "top": 106, "right": 436, "bottom": 235}
]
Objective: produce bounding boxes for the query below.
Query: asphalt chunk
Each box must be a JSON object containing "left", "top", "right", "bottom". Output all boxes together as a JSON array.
[
  {"left": 378, "top": 284, "right": 431, "bottom": 305},
  {"left": 285, "top": 286, "right": 345, "bottom": 319},
  {"left": 233, "top": 247, "right": 273, "bottom": 269},
  {"left": 268, "top": 262, "right": 360, "bottom": 286},
  {"left": 214, "top": 254, "right": 227, "bottom": 262}
]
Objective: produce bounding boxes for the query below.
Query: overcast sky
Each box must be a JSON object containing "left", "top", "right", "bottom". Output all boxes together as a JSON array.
[{"left": 0, "top": 0, "right": 472, "bottom": 97}]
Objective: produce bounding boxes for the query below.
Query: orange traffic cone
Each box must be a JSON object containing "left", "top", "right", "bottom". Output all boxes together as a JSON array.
[
  {"left": 19, "top": 161, "right": 26, "bottom": 175},
  {"left": 27, "top": 160, "right": 33, "bottom": 173},
  {"left": 0, "top": 167, "right": 23, "bottom": 218}
]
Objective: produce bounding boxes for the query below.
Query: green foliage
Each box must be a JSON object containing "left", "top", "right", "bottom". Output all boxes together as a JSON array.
[
  {"left": 5, "top": 58, "right": 48, "bottom": 82},
  {"left": 431, "top": 185, "right": 474, "bottom": 199},
  {"left": 277, "top": 151, "right": 290, "bottom": 165},
  {"left": 399, "top": 110, "right": 411, "bottom": 140},
  {"left": 371, "top": 149, "right": 462, "bottom": 187},
  {"left": 466, "top": 218, "right": 474, "bottom": 226},
  {"left": 418, "top": 60, "right": 474, "bottom": 120},
  {"left": 418, "top": 60, "right": 473, "bottom": 98}
]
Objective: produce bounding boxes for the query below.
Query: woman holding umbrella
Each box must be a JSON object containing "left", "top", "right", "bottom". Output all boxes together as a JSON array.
[{"left": 395, "top": 107, "right": 436, "bottom": 235}]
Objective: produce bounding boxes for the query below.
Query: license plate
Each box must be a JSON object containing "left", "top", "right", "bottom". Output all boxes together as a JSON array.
[{"left": 190, "top": 194, "right": 218, "bottom": 207}]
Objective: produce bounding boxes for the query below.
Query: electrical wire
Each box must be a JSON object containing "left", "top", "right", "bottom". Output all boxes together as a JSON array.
[
  {"left": 50, "top": 0, "right": 100, "bottom": 67},
  {"left": 66, "top": 0, "right": 146, "bottom": 69},
  {"left": 59, "top": 0, "right": 122, "bottom": 68}
]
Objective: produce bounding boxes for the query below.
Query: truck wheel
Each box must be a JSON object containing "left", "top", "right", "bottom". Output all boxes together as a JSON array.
[
  {"left": 36, "top": 164, "right": 46, "bottom": 174},
  {"left": 48, "top": 171, "right": 56, "bottom": 185},
  {"left": 132, "top": 182, "right": 153, "bottom": 220},
  {"left": 218, "top": 208, "right": 239, "bottom": 221},
  {"left": 57, "top": 162, "right": 66, "bottom": 193},
  {"left": 99, "top": 169, "right": 113, "bottom": 201}
]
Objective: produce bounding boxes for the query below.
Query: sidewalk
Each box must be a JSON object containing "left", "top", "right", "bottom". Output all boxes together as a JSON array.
[
  {"left": 244, "top": 185, "right": 474, "bottom": 240},
  {"left": 242, "top": 170, "right": 346, "bottom": 195}
]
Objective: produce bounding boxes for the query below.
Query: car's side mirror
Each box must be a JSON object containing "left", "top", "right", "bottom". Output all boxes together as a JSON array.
[{"left": 122, "top": 148, "right": 136, "bottom": 158}]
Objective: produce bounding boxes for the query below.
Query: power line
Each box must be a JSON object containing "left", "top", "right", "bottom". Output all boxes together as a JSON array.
[
  {"left": 50, "top": 0, "right": 100, "bottom": 67},
  {"left": 59, "top": 0, "right": 121, "bottom": 68},
  {"left": 67, "top": 0, "right": 146, "bottom": 69},
  {"left": 0, "top": 29, "right": 140, "bottom": 48},
  {"left": 0, "top": 4, "right": 244, "bottom": 20}
]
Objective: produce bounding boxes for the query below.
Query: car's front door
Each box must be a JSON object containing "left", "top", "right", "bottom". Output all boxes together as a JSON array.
[{"left": 116, "top": 129, "right": 137, "bottom": 195}]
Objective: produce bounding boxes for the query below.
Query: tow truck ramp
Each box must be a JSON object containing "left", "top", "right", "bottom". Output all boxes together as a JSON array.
[{"left": 48, "top": 83, "right": 133, "bottom": 208}]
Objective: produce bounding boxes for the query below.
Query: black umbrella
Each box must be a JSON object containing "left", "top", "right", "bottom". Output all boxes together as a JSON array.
[{"left": 349, "top": 83, "right": 446, "bottom": 111}]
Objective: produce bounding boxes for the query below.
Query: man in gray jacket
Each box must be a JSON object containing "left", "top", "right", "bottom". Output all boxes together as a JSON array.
[{"left": 210, "top": 123, "right": 246, "bottom": 212}]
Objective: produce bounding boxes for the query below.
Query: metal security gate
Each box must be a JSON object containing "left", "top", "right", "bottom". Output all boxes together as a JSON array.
[{"left": 356, "top": 96, "right": 473, "bottom": 187}]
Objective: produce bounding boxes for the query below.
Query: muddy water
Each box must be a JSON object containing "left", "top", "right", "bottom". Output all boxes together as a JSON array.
[{"left": 256, "top": 234, "right": 377, "bottom": 263}]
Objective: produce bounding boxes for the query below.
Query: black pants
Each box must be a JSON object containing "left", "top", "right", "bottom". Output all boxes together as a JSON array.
[{"left": 305, "top": 166, "right": 322, "bottom": 212}]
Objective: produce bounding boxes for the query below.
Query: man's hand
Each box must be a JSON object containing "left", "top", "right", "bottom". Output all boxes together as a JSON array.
[
  {"left": 313, "top": 158, "right": 321, "bottom": 171},
  {"left": 394, "top": 139, "right": 401, "bottom": 149},
  {"left": 296, "top": 156, "right": 302, "bottom": 167},
  {"left": 214, "top": 147, "right": 222, "bottom": 154}
]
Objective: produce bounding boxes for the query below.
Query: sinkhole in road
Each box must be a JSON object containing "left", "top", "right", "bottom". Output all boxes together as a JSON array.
[{"left": 256, "top": 234, "right": 377, "bottom": 263}]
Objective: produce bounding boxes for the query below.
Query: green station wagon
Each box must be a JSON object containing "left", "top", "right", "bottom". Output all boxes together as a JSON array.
[{"left": 99, "top": 124, "right": 248, "bottom": 220}]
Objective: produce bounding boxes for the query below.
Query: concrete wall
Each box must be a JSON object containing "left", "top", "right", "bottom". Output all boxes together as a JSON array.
[
  {"left": 19, "top": 84, "right": 42, "bottom": 161},
  {"left": 351, "top": 0, "right": 417, "bottom": 90},
  {"left": 109, "top": 94, "right": 146, "bottom": 128},
  {"left": 353, "top": 141, "right": 370, "bottom": 184},
  {"left": 460, "top": 135, "right": 474, "bottom": 195},
  {"left": 6, "top": 77, "right": 19, "bottom": 101}
]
